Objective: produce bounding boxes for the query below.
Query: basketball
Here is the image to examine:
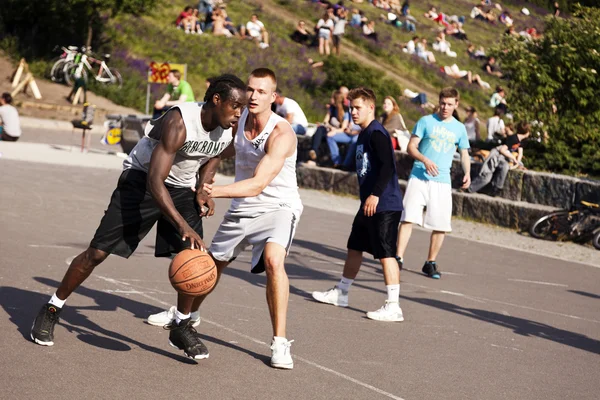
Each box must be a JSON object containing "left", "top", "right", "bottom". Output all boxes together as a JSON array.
[{"left": 169, "top": 249, "right": 217, "bottom": 296}]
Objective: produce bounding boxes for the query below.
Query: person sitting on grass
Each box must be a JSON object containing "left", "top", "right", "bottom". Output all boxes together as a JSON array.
[
  {"left": 242, "top": 14, "right": 270, "bottom": 49},
  {"left": 291, "top": 20, "right": 313, "bottom": 45}
]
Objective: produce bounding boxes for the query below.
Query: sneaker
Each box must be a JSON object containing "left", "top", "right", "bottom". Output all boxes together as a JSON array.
[
  {"left": 395, "top": 256, "right": 403, "bottom": 271},
  {"left": 366, "top": 301, "right": 404, "bottom": 322},
  {"left": 31, "top": 303, "right": 62, "bottom": 346},
  {"left": 270, "top": 338, "right": 294, "bottom": 369},
  {"left": 147, "top": 306, "right": 201, "bottom": 327},
  {"left": 422, "top": 261, "right": 441, "bottom": 279},
  {"left": 312, "top": 287, "right": 348, "bottom": 307},
  {"left": 259, "top": 42, "right": 269, "bottom": 49},
  {"left": 166, "top": 318, "right": 209, "bottom": 360}
]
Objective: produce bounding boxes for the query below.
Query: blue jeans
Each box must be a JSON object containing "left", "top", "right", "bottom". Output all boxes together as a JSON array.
[
  {"left": 292, "top": 124, "right": 307, "bottom": 135},
  {"left": 327, "top": 133, "right": 358, "bottom": 167}
]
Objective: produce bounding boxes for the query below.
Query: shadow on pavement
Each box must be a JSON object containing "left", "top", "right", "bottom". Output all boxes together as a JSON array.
[
  {"left": 292, "top": 238, "right": 381, "bottom": 269},
  {"left": 567, "top": 290, "right": 600, "bottom": 300},
  {"left": 199, "top": 334, "right": 271, "bottom": 367},
  {"left": 0, "top": 278, "right": 202, "bottom": 364},
  {"left": 405, "top": 296, "right": 600, "bottom": 355}
]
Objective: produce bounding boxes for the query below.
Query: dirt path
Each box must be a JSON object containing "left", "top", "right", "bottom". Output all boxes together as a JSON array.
[
  {"left": 0, "top": 52, "right": 140, "bottom": 123},
  {"left": 252, "top": 0, "right": 440, "bottom": 100}
]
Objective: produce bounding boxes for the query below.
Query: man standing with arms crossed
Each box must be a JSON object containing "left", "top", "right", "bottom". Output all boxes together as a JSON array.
[
  {"left": 30, "top": 75, "right": 248, "bottom": 361},
  {"left": 311, "top": 87, "right": 405, "bottom": 322},
  {"left": 396, "top": 87, "right": 471, "bottom": 279},
  {"left": 149, "top": 68, "right": 302, "bottom": 369}
]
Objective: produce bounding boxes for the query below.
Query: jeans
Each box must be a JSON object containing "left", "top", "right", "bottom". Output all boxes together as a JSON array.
[
  {"left": 470, "top": 149, "right": 510, "bottom": 192},
  {"left": 327, "top": 133, "right": 358, "bottom": 167},
  {"left": 292, "top": 124, "right": 307, "bottom": 135},
  {"left": 411, "top": 93, "right": 428, "bottom": 106},
  {"left": 311, "top": 126, "right": 328, "bottom": 152}
]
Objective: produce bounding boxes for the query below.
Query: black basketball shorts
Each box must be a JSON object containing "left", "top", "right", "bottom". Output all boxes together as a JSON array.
[
  {"left": 347, "top": 210, "right": 402, "bottom": 259},
  {"left": 90, "top": 169, "right": 203, "bottom": 258}
]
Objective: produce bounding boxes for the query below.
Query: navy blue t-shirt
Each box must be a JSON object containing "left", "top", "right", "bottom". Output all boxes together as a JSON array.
[{"left": 355, "top": 120, "right": 403, "bottom": 213}]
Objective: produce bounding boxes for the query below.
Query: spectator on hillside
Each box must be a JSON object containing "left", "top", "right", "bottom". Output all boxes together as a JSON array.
[
  {"left": 291, "top": 20, "right": 313, "bottom": 45},
  {"left": 153, "top": 70, "right": 195, "bottom": 119},
  {"left": 212, "top": 8, "right": 232, "bottom": 37},
  {"left": 486, "top": 106, "right": 506, "bottom": 142},
  {"left": 403, "top": 35, "right": 418, "bottom": 54},
  {"left": 401, "top": 0, "right": 410, "bottom": 16},
  {"left": 349, "top": 9, "right": 363, "bottom": 27},
  {"left": 442, "top": 64, "right": 490, "bottom": 89},
  {"left": 317, "top": 11, "right": 335, "bottom": 55},
  {"left": 307, "top": 57, "right": 325, "bottom": 68},
  {"left": 379, "top": 96, "right": 408, "bottom": 150},
  {"left": 505, "top": 26, "right": 519, "bottom": 37},
  {"left": 468, "top": 121, "right": 530, "bottom": 196},
  {"left": 219, "top": 6, "right": 239, "bottom": 36},
  {"left": 274, "top": 93, "right": 309, "bottom": 135},
  {"left": 424, "top": 6, "right": 439, "bottom": 20},
  {"left": 482, "top": 56, "right": 503, "bottom": 78},
  {"left": 242, "top": 14, "right": 269, "bottom": 49},
  {"left": 432, "top": 32, "right": 457, "bottom": 57},
  {"left": 307, "top": 90, "right": 350, "bottom": 165},
  {"left": 554, "top": 2, "right": 560, "bottom": 17},
  {"left": 0, "top": 93, "right": 21, "bottom": 142},
  {"left": 362, "top": 20, "right": 379, "bottom": 42},
  {"left": 416, "top": 38, "right": 436, "bottom": 63},
  {"left": 176, "top": 6, "right": 196, "bottom": 33},
  {"left": 333, "top": 8, "right": 348, "bottom": 55},
  {"left": 499, "top": 11, "right": 513, "bottom": 27},
  {"left": 467, "top": 44, "right": 486, "bottom": 60},
  {"left": 463, "top": 106, "right": 481, "bottom": 142},
  {"left": 403, "top": 88, "right": 435, "bottom": 109},
  {"left": 489, "top": 86, "right": 508, "bottom": 112}
]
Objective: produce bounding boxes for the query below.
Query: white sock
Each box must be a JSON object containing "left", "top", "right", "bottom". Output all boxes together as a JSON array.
[
  {"left": 386, "top": 284, "right": 400, "bottom": 303},
  {"left": 273, "top": 336, "right": 287, "bottom": 344},
  {"left": 175, "top": 310, "right": 190, "bottom": 324},
  {"left": 49, "top": 293, "right": 66, "bottom": 308},
  {"left": 337, "top": 277, "right": 354, "bottom": 292},
  {"left": 191, "top": 310, "right": 200, "bottom": 320}
]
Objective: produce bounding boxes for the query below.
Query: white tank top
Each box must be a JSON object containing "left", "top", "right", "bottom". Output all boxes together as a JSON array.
[
  {"left": 123, "top": 103, "right": 233, "bottom": 188},
  {"left": 229, "top": 109, "right": 303, "bottom": 217}
]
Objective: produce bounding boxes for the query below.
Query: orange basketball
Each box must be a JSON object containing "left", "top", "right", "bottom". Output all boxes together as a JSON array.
[{"left": 169, "top": 249, "right": 217, "bottom": 296}]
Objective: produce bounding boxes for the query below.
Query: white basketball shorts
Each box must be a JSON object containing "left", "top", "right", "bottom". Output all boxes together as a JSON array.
[
  {"left": 209, "top": 209, "right": 300, "bottom": 274},
  {"left": 401, "top": 178, "right": 453, "bottom": 232}
]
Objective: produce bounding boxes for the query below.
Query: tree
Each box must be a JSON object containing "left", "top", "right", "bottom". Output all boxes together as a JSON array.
[
  {"left": 491, "top": 5, "right": 600, "bottom": 176},
  {"left": 0, "top": 0, "right": 154, "bottom": 57}
]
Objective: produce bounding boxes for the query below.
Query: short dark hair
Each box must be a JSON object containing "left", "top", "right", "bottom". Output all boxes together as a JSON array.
[
  {"left": 184, "top": 6, "right": 193, "bottom": 12},
  {"left": 348, "top": 87, "right": 376, "bottom": 104},
  {"left": 439, "top": 87, "right": 459, "bottom": 101},
  {"left": 169, "top": 69, "right": 182, "bottom": 80},
  {"left": 203, "top": 74, "right": 246, "bottom": 104},
  {"left": 493, "top": 106, "right": 505, "bottom": 116},
  {"left": 1, "top": 92, "right": 12, "bottom": 104},
  {"left": 516, "top": 121, "right": 530, "bottom": 135},
  {"left": 250, "top": 68, "right": 277, "bottom": 90}
]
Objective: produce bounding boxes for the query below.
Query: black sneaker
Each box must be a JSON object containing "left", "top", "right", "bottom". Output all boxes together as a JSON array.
[
  {"left": 166, "top": 318, "right": 209, "bottom": 360},
  {"left": 422, "top": 261, "right": 441, "bottom": 279},
  {"left": 395, "top": 256, "right": 404, "bottom": 271},
  {"left": 31, "top": 303, "right": 62, "bottom": 346}
]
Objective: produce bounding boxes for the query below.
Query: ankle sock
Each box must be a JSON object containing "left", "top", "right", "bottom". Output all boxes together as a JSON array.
[
  {"left": 175, "top": 310, "right": 190, "bottom": 324},
  {"left": 386, "top": 284, "right": 400, "bottom": 303},
  {"left": 49, "top": 293, "right": 66, "bottom": 308},
  {"left": 337, "top": 277, "right": 354, "bottom": 292},
  {"left": 191, "top": 311, "right": 200, "bottom": 320}
]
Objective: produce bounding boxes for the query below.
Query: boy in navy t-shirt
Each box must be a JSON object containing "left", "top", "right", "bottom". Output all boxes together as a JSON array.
[{"left": 312, "top": 87, "right": 405, "bottom": 322}]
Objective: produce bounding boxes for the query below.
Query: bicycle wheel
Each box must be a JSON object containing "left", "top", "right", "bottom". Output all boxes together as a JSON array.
[
  {"left": 49, "top": 59, "right": 66, "bottom": 82},
  {"left": 109, "top": 68, "right": 123, "bottom": 88},
  {"left": 529, "top": 210, "right": 576, "bottom": 241},
  {"left": 592, "top": 229, "right": 600, "bottom": 250},
  {"left": 64, "top": 62, "right": 88, "bottom": 87}
]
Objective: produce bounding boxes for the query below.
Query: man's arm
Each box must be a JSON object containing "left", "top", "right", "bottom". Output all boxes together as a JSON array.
[
  {"left": 498, "top": 144, "right": 519, "bottom": 163},
  {"left": 147, "top": 110, "right": 205, "bottom": 250},
  {"left": 195, "top": 157, "right": 220, "bottom": 217},
  {"left": 460, "top": 148, "right": 471, "bottom": 189},
  {"left": 407, "top": 135, "right": 439, "bottom": 176},
  {"left": 285, "top": 112, "right": 295, "bottom": 124},
  {"left": 205, "top": 123, "right": 295, "bottom": 198},
  {"left": 155, "top": 93, "right": 171, "bottom": 108},
  {"left": 165, "top": 94, "right": 188, "bottom": 107},
  {"left": 516, "top": 147, "right": 523, "bottom": 163}
]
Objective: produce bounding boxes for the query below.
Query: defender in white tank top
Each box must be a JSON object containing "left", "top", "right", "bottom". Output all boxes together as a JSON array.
[
  {"left": 228, "top": 108, "right": 303, "bottom": 217},
  {"left": 123, "top": 102, "right": 233, "bottom": 188}
]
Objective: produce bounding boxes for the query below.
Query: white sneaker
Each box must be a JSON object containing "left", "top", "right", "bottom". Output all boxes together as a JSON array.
[
  {"left": 270, "top": 338, "right": 294, "bottom": 369},
  {"left": 366, "top": 301, "right": 404, "bottom": 322},
  {"left": 312, "top": 287, "right": 348, "bottom": 307},
  {"left": 259, "top": 42, "right": 269, "bottom": 49},
  {"left": 146, "top": 306, "right": 201, "bottom": 327}
]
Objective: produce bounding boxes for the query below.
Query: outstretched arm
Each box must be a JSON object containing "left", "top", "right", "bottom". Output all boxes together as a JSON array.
[{"left": 205, "top": 123, "right": 296, "bottom": 198}]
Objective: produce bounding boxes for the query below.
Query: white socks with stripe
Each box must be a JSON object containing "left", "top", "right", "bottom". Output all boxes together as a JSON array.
[
  {"left": 337, "top": 277, "right": 354, "bottom": 292},
  {"left": 386, "top": 284, "right": 400, "bottom": 303}
]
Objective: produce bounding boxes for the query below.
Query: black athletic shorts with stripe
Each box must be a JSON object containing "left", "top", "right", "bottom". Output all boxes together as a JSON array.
[
  {"left": 90, "top": 169, "right": 203, "bottom": 258},
  {"left": 347, "top": 210, "right": 401, "bottom": 259}
]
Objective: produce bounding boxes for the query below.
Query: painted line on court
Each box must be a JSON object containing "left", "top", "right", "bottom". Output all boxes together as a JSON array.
[
  {"left": 507, "top": 279, "right": 568, "bottom": 287},
  {"left": 95, "top": 275, "right": 406, "bottom": 400},
  {"left": 30, "top": 244, "right": 75, "bottom": 249}
]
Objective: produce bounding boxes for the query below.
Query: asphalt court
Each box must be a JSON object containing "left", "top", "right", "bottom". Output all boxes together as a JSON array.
[{"left": 1, "top": 158, "right": 599, "bottom": 400}]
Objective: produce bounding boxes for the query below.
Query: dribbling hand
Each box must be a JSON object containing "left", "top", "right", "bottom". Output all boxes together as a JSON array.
[{"left": 179, "top": 222, "right": 206, "bottom": 252}]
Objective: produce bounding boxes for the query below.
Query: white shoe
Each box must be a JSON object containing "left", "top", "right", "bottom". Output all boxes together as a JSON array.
[
  {"left": 366, "top": 301, "right": 404, "bottom": 322},
  {"left": 259, "top": 42, "right": 269, "bottom": 49},
  {"left": 147, "top": 306, "right": 201, "bottom": 327},
  {"left": 270, "top": 338, "right": 294, "bottom": 369},
  {"left": 312, "top": 287, "right": 348, "bottom": 307}
]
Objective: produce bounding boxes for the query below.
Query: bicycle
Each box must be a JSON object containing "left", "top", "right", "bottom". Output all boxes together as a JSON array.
[
  {"left": 529, "top": 201, "right": 600, "bottom": 250},
  {"left": 63, "top": 49, "right": 123, "bottom": 88},
  {"left": 49, "top": 45, "right": 80, "bottom": 83}
]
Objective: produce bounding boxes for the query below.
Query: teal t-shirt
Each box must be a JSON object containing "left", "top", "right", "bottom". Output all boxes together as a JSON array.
[
  {"left": 409, "top": 114, "right": 470, "bottom": 184},
  {"left": 167, "top": 80, "right": 195, "bottom": 102}
]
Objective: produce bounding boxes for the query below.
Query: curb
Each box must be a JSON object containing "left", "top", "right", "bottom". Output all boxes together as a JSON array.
[{"left": 20, "top": 116, "right": 105, "bottom": 135}]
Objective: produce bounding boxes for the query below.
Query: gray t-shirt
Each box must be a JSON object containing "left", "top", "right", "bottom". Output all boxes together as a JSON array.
[{"left": 0, "top": 104, "right": 22, "bottom": 138}]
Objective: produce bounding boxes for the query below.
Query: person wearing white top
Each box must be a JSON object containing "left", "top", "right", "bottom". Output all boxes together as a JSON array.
[
  {"left": 317, "top": 12, "right": 335, "bottom": 55},
  {"left": 0, "top": 93, "right": 21, "bottom": 141},
  {"left": 486, "top": 108, "right": 506, "bottom": 142},
  {"left": 274, "top": 94, "right": 309, "bottom": 135},
  {"left": 245, "top": 14, "right": 269, "bottom": 48}
]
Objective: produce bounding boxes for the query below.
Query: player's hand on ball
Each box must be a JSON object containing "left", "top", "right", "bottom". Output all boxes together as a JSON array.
[
  {"left": 179, "top": 222, "right": 206, "bottom": 252},
  {"left": 196, "top": 190, "right": 215, "bottom": 217},
  {"left": 364, "top": 195, "right": 379, "bottom": 217}
]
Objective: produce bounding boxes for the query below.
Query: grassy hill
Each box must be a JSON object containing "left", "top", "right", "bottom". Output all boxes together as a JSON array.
[{"left": 21, "top": 0, "right": 552, "bottom": 133}]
